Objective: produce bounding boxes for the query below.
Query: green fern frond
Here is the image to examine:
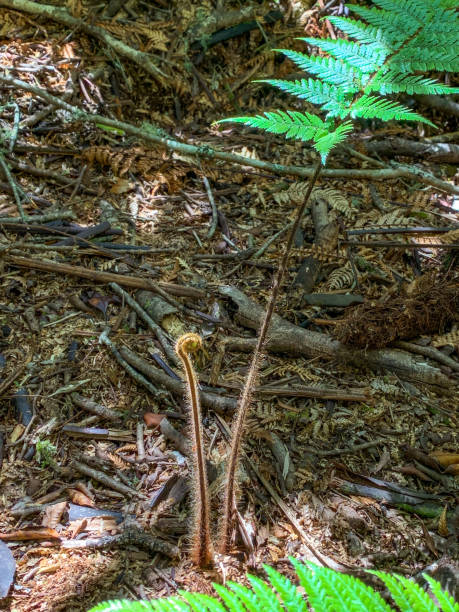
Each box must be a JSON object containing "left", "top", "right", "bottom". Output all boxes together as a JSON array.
[
  {"left": 301, "top": 37, "right": 388, "bottom": 72},
  {"left": 225, "top": 581, "right": 261, "bottom": 612},
  {"left": 247, "top": 574, "right": 284, "bottom": 612},
  {"left": 349, "top": 95, "right": 435, "bottom": 125},
  {"left": 179, "top": 591, "right": 226, "bottom": 612},
  {"left": 326, "top": 16, "right": 392, "bottom": 47},
  {"left": 423, "top": 574, "right": 459, "bottom": 612},
  {"left": 89, "top": 601, "right": 155, "bottom": 611},
  {"left": 289, "top": 558, "right": 336, "bottom": 611},
  {"left": 369, "top": 71, "right": 459, "bottom": 95},
  {"left": 346, "top": 4, "right": 420, "bottom": 38},
  {"left": 257, "top": 78, "right": 353, "bottom": 111},
  {"left": 212, "top": 583, "right": 246, "bottom": 612},
  {"left": 392, "top": 575, "right": 440, "bottom": 612},
  {"left": 217, "top": 112, "right": 351, "bottom": 162},
  {"left": 89, "top": 559, "right": 457, "bottom": 612},
  {"left": 262, "top": 564, "right": 308, "bottom": 612},
  {"left": 276, "top": 49, "right": 363, "bottom": 89},
  {"left": 390, "top": 48, "right": 459, "bottom": 72}
]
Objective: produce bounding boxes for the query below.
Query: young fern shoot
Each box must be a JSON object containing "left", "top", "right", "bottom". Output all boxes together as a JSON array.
[
  {"left": 217, "top": 0, "right": 459, "bottom": 554},
  {"left": 175, "top": 333, "right": 213, "bottom": 568},
  {"left": 219, "top": 160, "right": 322, "bottom": 553}
]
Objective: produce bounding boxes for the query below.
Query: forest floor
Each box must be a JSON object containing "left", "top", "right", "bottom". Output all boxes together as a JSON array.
[{"left": 0, "top": 1, "right": 458, "bottom": 610}]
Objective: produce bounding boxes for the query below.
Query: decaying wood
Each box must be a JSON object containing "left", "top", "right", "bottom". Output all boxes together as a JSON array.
[
  {"left": 219, "top": 285, "right": 453, "bottom": 387},
  {"left": 62, "top": 525, "right": 179, "bottom": 558},
  {"left": 295, "top": 192, "right": 339, "bottom": 292},
  {"left": 364, "top": 137, "right": 459, "bottom": 163}
]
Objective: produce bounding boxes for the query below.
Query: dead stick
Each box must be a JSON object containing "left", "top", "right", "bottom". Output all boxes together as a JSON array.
[
  {"left": 73, "top": 460, "right": 141, "bottom": 497},
  {"left": 4, "top": 255, "right": 205, "bottom": 298},
  {"left": 136, "top": 422, "right": 146, "bottom": 462}
]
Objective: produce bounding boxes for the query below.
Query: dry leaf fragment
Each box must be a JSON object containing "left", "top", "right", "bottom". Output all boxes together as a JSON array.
[
  {"left": 10, "top": 423, "right": 24, "bottom": 443},
  {"left": 438, "top": 506, "right": 449, "bottom": 537},
  {"left": 42, "top": 502, "right": 68, "bottom": 529},
  {"left": 143, "top": 412, "right": 166, "bottom": 427},
  {"left": 444, "top": 464, "right": 459, "bottom": 475},
  {"left": 429, "top": 452, "right": 459, "bottom": 467},
  {"left": 67, "top": 489, "right": 95, "bottom": 507},
  {"left": 0, "top": 528, "right": 60, "bottom": 542}
]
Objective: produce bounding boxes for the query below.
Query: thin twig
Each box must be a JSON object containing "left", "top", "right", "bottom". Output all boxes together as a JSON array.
[
  {"left": 203, "top": 176, "right": 218, "bottom": 239},
  {"left": 0, "top": 152, "right": 27, "bottom": 220},
  {"left": 99, "top": 327, "right": 163, "bottom": 398},
  {"left": 109, "top": 282, "right": 178, "bottom": 366}
]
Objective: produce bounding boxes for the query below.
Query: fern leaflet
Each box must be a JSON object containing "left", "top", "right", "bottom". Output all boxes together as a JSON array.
[{"left": 89, "top": 559, "right": 457, "bottom": 612}]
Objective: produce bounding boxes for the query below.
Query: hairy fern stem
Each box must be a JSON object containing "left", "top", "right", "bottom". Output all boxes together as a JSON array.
[
  {"left": 175, "top": 333, "right": 213, "bottom": 568},
  {"left": 220, "top": 160, "right": 323, "bottom": 554}
]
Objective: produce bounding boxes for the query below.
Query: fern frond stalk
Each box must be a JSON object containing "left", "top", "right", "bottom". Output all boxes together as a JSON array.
[
  {"left": 220, "top": 160, "right": 323, "bottom": 554},
  {"left": 175, "top": 333, "right": 213, "bottom": 568}
]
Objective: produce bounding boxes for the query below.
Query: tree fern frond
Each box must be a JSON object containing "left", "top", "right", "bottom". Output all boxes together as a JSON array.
[
  {"left": 179, "top": 592, "right": 225, "bottom": 612},
  {"left": 217, "top": 111, "right": 347, "bottom": 161},
  {"left": 392, "top": 575, "right": 441, "bottom": 612},
  {"left": 349, "top": 95, "right": 435, "bottom": 125},
  {"left": 304, "top": 565, "right": 354, "bottom": 611},
  {"left": 369, "top": 71, "right": 459, "bottom": 95},
  {"left": 262, "top": 564, "right": 308, "bottom": 612},
  {"left": 151, "top": 599, "right": 189, "bottom": 612},
  {"left": 276, "top": 49, "right": 363, "bottom": 89},
  {"left": 212, "top": 583, "right": 245, "bottom": 612},
  {"left": 423, "top": 575, "right": 459, "bottom": 612},
  {"left": 88, "top": 601, "right": 156, "bottom": 611},
  {"left": 370, "top": 0, "right": 436, "bottom": 19},
  {"left": 246, "top": 574, "right": 284, "bottom": 612},
  {"left": 370, "top": 571, "right": 419, "bottom": 612},
  {"left": 88, "top": 560, "right": 458, "bottom": 612},
  {"left": 301, "top": 37, "right": 388, "bottom": 72},
  {"left": 289, "top": 558, "right": 335, "bottom": 611},
  {"left": 327, "top": 16, "right": 395, "bottom": 48},
  {"left": 390, "top": 48, "right": 459, "bottom": 72},
  {"left": 257, "top": 78, "right": 353, "bottom": 111},
  {"left": 225, "top": 582, "right": 261, "bottom": 612},
  {"left": 316, "top": 568, "right": 393, "bottom": 612},
  {"left": 346, "top": 4, "right": 420, "bottom": 38},
  {"left": 313, "top": 122, "right": 354, "bottom": 161}
]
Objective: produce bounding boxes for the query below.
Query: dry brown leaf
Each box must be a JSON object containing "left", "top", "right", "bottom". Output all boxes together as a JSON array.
[
  {"left": 10, "top": 423, "right": 25, "bottom": 443},
  {"left": 444, "top": 463, "right": 459, "bottom": 475},
  {"left": 110, "top": 177, "right": 133, "bottom": 194},
  {"left": 42, "top": 501, "right": 67, "bottom": 529},
  {"left": 0, "top": 527, "right": 60, "bottom": 541},
  {"left": 67, "top": 489, "right": 95, "bottom": 508},
  {"left": 429, "top": 451, "right": 459, "bottom": 467},
  {"left": 437, "top": 506, "right": 449, "bottom": 537},
  {"left": 143, "top": 412, "right": 166, "bottom": 427}
]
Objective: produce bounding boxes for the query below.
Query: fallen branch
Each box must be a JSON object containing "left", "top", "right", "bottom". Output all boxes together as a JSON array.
[
  {"left": 0, "top": 0, "right": 166, "bottom": 83},
  {"left": 1, "top": 74, "right": 458, "bottom": 195},
  {"left": 364, "top": 137, "right": 459, "bottom": 163},
  {"left": 218, "top": 286, "right": 453, "bottom": 387},
  {"left": 62, "top": 525, "right": 179, "bottom": 558},
  {"left": 3, "top": 255, "right": 205, "bottom": 298}
]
